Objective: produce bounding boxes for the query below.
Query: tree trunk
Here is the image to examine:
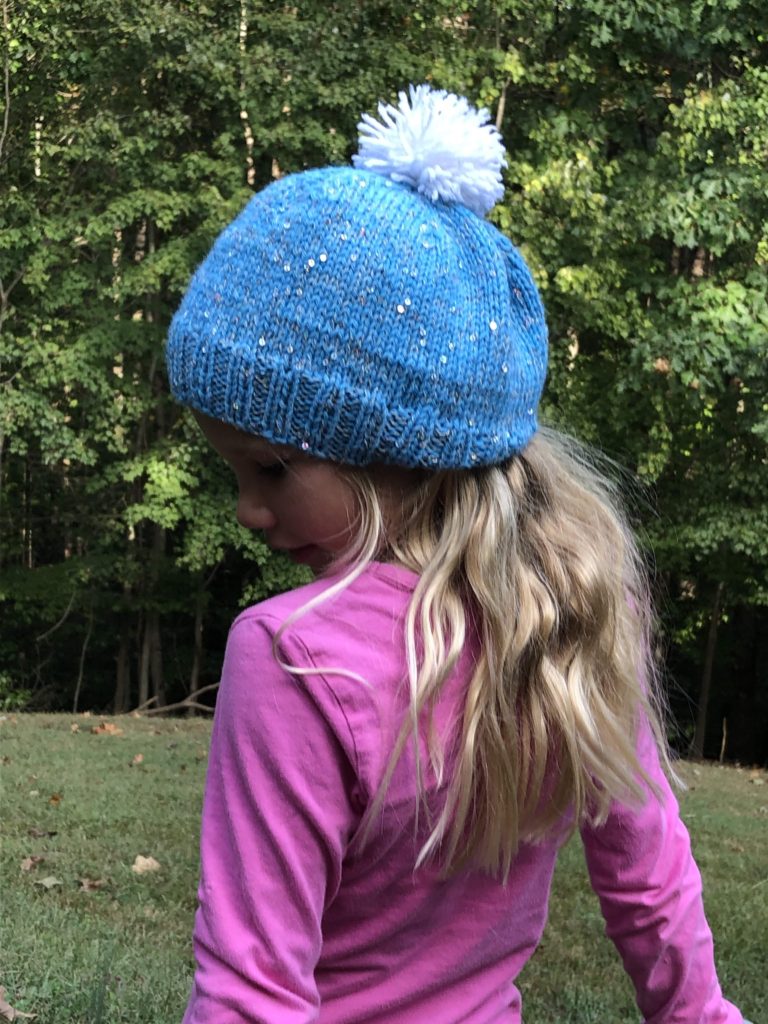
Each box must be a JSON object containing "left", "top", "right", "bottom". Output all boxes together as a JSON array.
[
  {"left": 0, "top": 0, "right": 10, "bottom": 168},
  {"left": 136, "top": 520, "right": 167, "bottom": 710},
  {"left": 691, "top": 245, "right": 708, "bottom": 279},
  {"left": 495, "top": 83, "right": 507, "bottom": 132},
  {"left": 691, "top": 581, "right": 724, "bottom": 759},
  {"left": 113, "top": 616, "right": 131, "bottom": 713},
  {"left": 24, "top": 453, "right": 32, "bottom": 567},
  {"left": 190, "top": 586, "right": 205, "bottom": 696},
  {"left": 0, "top": 431, "right": 4, "bottom": 557},
  {"left": 137, "top": 612, "right": 150, "bottom": 710},
  {"left": 72, "top": 609, "right": 93, "bottom": 713},
  {"left": 148, "top": 609, "right": 165, "bottom": 707}
]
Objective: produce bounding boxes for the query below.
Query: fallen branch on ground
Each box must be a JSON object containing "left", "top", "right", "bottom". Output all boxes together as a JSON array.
[{"left": 131, "top": 683, "right": 219, "bottom": 716}]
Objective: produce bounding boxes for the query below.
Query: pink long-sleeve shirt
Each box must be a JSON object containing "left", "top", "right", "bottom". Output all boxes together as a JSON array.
[{"left": 182, "top": 562, "right": 742, "bottom": 1023}]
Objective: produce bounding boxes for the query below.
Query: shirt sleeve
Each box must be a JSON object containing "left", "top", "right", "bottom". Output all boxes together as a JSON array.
[
  {"left": 580, "top": 718, "right": 743, "bottom": 1024},
  {"left": 182, "top": 613, "right": 362, "bottom": 1024}
]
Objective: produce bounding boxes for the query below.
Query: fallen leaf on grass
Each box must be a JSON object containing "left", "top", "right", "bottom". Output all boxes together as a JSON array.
[
  {"left": 34, "top": 876, "right": 62, "bottom": 890},
  {"left": 131, "top": 854, "right": 161, "bottom": 874},
  {"left": 28, "top": 790, "right": 39, "bottom": 798},
  {"left": 129, "top": 753, "right": 144, "bottom": 766},
  {"left": 27, "top": 828, "right": 57, "bottom": 839},
  {"left": 91, "top": 721, "right": 123, "bottom": 736},
  {"left": 48, "top": 793, "right": 62, "bottom": 807},
  {"left": 70, "top": 722, "right": 79, "bottom": 733},
  {"left": 0, "top": 984, "right": 37, "bottom": 1020},
  {"left": 1, "top": 755, "right": 10, "bottom": 766},
  {"left": 20, "top": 855, "right": 45, "bottom": 872},
  {"left": 79, "top": 877, "right": 107, "bottom": 892}
]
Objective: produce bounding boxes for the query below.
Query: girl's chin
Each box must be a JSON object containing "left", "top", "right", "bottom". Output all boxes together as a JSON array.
[{"left": 287, "top": 545, "right": 328, "bottom": 570}]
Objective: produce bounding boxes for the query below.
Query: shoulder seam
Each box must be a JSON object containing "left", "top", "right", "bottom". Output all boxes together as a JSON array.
[{"left": 240, "top": 611, "right": 369, "bottom": 804}]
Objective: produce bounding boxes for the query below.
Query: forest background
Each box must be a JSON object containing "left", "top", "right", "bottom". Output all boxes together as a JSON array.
[{"left": 1, "top": 0, "right": 766, "bottom": 764}]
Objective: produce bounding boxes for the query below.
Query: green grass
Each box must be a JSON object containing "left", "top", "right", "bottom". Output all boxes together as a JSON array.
[
  {"left": 1, "top": 713, "right": 208, "bottom": 1023},
  {"left": 1, "top": 714, "right": 766, "bottom": 1023}
]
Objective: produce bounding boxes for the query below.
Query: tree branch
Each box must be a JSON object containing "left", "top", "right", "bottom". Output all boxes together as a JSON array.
[
  {"left": 35, "top": 589, "right": 77, "bottom": 642},
  {"left": 132, "top": 681, "right": 220, "bottom": 716}
]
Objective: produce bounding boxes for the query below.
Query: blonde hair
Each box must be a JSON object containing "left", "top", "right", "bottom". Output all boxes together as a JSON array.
[
  {"left": 342, "top": 428, "right": 672, "bottom": 878},
  {"left": 277, "top": 428, "right": 673, "bottom": 879}
]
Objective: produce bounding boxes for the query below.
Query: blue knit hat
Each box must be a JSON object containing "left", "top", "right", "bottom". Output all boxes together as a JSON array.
[{"left": 167, "top": 86, "right": 548, "bottom": 468}]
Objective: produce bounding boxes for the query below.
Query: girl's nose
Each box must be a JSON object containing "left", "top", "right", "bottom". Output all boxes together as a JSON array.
[{"left": 236, "top": 492, "right": 277, "bottom": 531}]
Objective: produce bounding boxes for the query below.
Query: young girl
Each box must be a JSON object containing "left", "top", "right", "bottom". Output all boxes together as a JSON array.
[{"left": 167, "top": 86, "right": 748, "bottom": 1023}]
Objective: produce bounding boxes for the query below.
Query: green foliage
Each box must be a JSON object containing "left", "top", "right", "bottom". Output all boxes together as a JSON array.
[
  {"left": 0, "top": 1, "right": 766, "bottom": 756},
  {"left": 0, "top": 671, "right": 31, "bottom": 711}
]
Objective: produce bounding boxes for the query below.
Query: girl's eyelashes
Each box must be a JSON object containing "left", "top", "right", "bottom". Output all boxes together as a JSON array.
[{"left": 257, "top": 460, "right": 289, "bottom": 479}]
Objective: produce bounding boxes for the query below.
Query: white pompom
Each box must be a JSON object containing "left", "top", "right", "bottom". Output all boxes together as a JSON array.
[{"left": 352, "top": 84, "right": 506, "bottom": 217}]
